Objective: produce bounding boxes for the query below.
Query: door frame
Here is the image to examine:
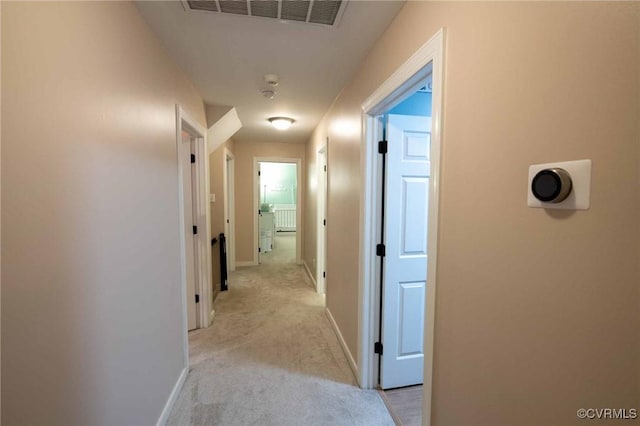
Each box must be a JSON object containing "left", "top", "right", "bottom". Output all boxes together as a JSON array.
[
  {"left": 223, "top": 148, "right": 236, "bottom": 272},
  {"left": 316, "top": 144, "right": 328, "bottom": 294},
  {"left": 176, "top": 105, "right": 213, "bottom": 347},
  {"left": 358, "top": 28, "right": 444, "bottom": 423},
  {"left": 253, "top": 157, "right": 303, "bottom": 265}
]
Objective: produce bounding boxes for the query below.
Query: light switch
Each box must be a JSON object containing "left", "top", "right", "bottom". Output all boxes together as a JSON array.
[{"left": 210, "top": 193, "right": 215, "bottom": 203}]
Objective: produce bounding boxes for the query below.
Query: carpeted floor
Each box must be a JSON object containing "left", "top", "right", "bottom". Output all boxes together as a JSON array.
[
  {"left": 167, "top": 263, "right": 394, "bottom": 426},
  {"left": 260, "top": 231, "right": 296, "bottom": 264}
]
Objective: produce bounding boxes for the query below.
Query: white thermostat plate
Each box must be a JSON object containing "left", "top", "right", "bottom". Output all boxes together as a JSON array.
[{"left": 527, "top": 159, "right": 591, "bottom": 210}]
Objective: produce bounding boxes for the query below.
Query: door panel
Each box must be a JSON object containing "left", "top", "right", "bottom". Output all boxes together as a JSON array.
[
  {"left": 398, "top": 281, "right": 426, "bottom": 357},
  {"left": 380, "top": 114, "right": 431, "bottom": 389},
  {"left": 401, "top": 177, "right": 429, "bottom": 255}
]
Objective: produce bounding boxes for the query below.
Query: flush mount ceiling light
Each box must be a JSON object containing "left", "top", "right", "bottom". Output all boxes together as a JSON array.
[{"left": 268, "top": 117, "right": 294, "bottom": 131}]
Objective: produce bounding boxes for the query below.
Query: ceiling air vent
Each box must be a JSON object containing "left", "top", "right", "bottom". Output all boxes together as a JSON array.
[{"left": 184, "top": 0, "right": 347, "bottom": 27}]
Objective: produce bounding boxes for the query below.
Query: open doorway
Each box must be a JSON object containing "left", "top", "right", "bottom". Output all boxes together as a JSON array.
[
  {"left": 253, "top": 157, "right": 302, "bottom": 265},
  {"left": 257, "top": 161, "right": 298, "bottom": 264},
  {"left": 359, "top": 29, "right": 444, "bottom": 426}
]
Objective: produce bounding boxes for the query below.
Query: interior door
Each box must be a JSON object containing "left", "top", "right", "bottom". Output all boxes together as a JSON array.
[
  {"left": 380, "top": 114, "right": 432, "bottom": 389},
  {"left": 317, "top": 148, "right": 327, "bottom": 294},
  {"left": 181, "top": 133, "right": 198, "bottom": 331},
  {"left": 225, "top": 155, "right": 231, "bottom": 271},
  {"left": 258, "top": 162, "right": 263, "bottom": 263}
]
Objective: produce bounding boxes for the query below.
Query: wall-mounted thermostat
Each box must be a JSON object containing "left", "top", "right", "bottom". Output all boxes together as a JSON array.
[{"left": 527, "top": 159, "right": 591, "bottom": 210}]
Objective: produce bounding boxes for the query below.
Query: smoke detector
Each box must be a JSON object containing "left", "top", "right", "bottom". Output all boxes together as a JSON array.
[
  {"left": 260, "top": 88, "right": 276, "bottom": 100},
  {"left": 264, "top": 74, "right": 279, "bottom": 87}
]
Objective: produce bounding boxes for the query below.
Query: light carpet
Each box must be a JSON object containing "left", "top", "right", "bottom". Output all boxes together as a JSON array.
[
  {"left": 167, "top": 263, "right": 394, "bottom": 426},
  {"left": 260, "top": 232, "right": 296, "bottom": 264}
]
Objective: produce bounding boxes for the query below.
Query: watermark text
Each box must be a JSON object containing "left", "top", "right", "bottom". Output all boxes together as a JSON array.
[{"left": 577, "top": 408, "right": 637, "bottom": 420}]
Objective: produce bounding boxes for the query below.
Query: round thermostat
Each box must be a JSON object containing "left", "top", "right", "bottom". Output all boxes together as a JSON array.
[{"left": 531, "top": 168, "right": 572, "bottom": 203}]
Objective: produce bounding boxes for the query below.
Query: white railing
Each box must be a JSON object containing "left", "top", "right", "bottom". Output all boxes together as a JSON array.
[{"left": 275, "top": 208, "right": 296, "bottom": 232}]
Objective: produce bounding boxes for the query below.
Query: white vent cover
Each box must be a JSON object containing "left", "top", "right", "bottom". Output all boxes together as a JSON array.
[{"left": 184, "top": 0, "right": 347, "bottom": 27}]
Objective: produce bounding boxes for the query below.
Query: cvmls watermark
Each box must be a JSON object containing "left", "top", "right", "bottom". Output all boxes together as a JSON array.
[{"left": 577, "top": 408, "right": 637, "bottom": 420}]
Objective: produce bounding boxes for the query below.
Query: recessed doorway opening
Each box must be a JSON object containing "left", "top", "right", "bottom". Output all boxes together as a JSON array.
[{"left": 253, "top": 157, "right": 302, "bottom": 265}]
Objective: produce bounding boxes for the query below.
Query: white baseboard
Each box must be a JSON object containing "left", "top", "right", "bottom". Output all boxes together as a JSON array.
[
  {"left": 208, "top": 309, "right": 216, "bottom": 326},
  {"left": 235, "top": 261, "right": 257, "bottom": 267},
  {"left": 156, "top": 367, "right": 188, "bottom": 426},
  {"left": 325, "top": 308, "right": 359, "bottom": 383},
  {"left": 303, "top": 261, "right": 317, "bottom": 289}
]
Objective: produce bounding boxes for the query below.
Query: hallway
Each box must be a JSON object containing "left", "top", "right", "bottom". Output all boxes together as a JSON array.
[{"left": 167, "top": 263, "right": 393, "bottom": 425}]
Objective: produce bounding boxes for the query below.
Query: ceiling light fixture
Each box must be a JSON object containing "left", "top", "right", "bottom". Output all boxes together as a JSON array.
[{"left": 268, "top": 117, "right": 295, "bottom": 131}]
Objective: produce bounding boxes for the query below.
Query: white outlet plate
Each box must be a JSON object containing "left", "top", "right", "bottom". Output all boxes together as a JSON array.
[{"left": 527, "top": 159, "right": 591, "bottom": 210}]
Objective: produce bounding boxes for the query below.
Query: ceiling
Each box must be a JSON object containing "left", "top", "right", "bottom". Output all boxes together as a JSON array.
[{"left": 135, "top": 1, "right": 405, "bottom": 144}]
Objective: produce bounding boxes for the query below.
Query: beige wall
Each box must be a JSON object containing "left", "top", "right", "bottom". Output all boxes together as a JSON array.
[
  {"left": 2, "top": 2, "right": 206, "bottom": 424},
  {"left": 234, "top": 141, "right": 306, "bottom": 263},
  {"left": 306, "top": 2, "right": 639, "bottom": 424},
  {"left": 209, "top": 138, "right": 235, "bottom": 302}
]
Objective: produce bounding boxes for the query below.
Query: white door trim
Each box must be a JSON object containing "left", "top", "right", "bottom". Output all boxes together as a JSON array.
[
  {"left": 358, "top": 28, "right": 445, "bottom": 424},
  {"left": 176, "top": 105, "right": 213, "bottom": 347},
  {"left": 223, "top": 149, "right": 236, "bottom": 272},
  {"left": 253, "top": 157, "right": 303, "bottom": 265},
  {"left": 316, "top": 144, "right": 328, "bottom": 294}
]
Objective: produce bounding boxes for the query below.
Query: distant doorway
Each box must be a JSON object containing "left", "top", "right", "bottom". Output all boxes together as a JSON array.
[{"left": 253, "top": 158, "right": 302, "bottom": 265}]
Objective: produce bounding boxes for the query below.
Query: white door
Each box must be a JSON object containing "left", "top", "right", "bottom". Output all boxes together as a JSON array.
[
  {"left": 317, "top": 147, "right": 327, "bottom": 294},
  {"left": 181, "top": 133, "right": 198, "bottom": 331},
  {"left": 380, "top": 114, "right": 432, "bottom": 389},
  {"left": 258, "top": 163, "right": 263, "bottom": 263},
  {"left": 225, "top": 153, "right": 235, "bottom": 271}
]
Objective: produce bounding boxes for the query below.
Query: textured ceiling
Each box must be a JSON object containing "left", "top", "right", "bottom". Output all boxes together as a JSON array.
[{"left": 135, "top": 0, "right": 404, "bottom": 143}]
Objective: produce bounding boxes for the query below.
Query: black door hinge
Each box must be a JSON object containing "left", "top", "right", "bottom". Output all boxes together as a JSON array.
[
  {"left": 376, "top": 243, "right": 385, "bottom": 257},
  {"left": 324, "top": 165, "right": 327, "bottom": 172},
  {"left": 374, "top": 341, "right": 383, "bottom": 355},
  {"left": 323, "top": 219, "right": 326, "bottom": 226},
  {"left": 323, "top": 271, "right": 326, "bottom": 278},
  {"left": 192, "top": 225, "right": 198, "bottom": 235},
  {"left": 195, "top": 294, "right": 200, "bottom": 303},
  {"left": 258, "top": 171, "right": 261, "bottom": 176},
  {"left": 378, "top": 140, "right": 388, "bottom": 154},
  {"left": 190, "top": 154, "right": 196, "bottom": 164},
  {"left": 259, "top": 247, "right": 261, "bottom": 253}
]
